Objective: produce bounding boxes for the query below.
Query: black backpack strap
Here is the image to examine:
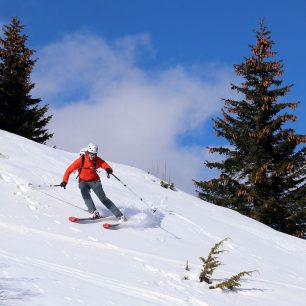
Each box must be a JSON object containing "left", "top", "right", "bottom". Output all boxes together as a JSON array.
[
  {"left": 82, "top": 154, "right": 85, "bottom": 167},
  {"left": 76, "top": 154, "right": 85, "bottom": 179}
]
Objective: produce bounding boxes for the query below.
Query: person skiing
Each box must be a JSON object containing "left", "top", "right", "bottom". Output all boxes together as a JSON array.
[{"left": 60, "top": 143, "right": 126, "bottom": 222}]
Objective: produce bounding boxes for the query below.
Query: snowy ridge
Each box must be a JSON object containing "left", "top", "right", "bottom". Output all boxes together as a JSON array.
[{"left": 0, "top": 129, "right": 306, "bottom": 306}]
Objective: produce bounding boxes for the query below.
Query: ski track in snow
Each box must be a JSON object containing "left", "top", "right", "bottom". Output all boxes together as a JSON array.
[
  {"left": 0, "top": 221, "right": 186, "bottom": 266},
  {"left": 0, "top": 249, "right": 208, "bottom": 306},
  {"left": 1, "top": 220, "right": 305, "bottom": 294},
  {"left": 0, "top": 167, "right": 43, "bottom": 212},
  {"left": 173, "top": 213, "right": 222, "bottom": 242}
]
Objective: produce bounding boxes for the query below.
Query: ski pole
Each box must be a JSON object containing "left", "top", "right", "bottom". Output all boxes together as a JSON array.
[
  {"left": 32, "top": 189, "right": 86, "bottom": 211},
  {"left": 111, "top": 173, "right": 157, "bottom": 213},
  {"left": 29, "top": 183, "right": 61, "bottom": 188}
]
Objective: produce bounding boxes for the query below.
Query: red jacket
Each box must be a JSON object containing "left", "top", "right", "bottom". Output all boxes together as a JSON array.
[{"left": 63, "top": 152, "right": 112, "bottom": 183}]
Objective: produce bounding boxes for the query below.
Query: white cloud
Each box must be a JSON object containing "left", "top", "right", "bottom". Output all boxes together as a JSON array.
[{"left": 33, "top": 32, "right": 236, "bottom": 193}]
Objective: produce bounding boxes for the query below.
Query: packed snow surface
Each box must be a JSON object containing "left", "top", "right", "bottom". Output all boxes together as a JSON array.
[{"left": 0, "top": 130, "right": 305, "bottom": 306}]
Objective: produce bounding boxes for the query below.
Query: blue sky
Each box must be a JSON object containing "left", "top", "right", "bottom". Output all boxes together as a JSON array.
[{"left": 1, "top": 0, "right": 306, "bottom": 193}]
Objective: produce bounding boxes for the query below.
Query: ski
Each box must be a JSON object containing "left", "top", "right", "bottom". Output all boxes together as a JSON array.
[
  {"left": 102, "top": 223, "right": 121, "bottom": 229},
  {"left": 68, "top": 216, "right": 110, "bottom": 223}
]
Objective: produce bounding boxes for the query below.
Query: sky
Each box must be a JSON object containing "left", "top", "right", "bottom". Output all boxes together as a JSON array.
[{"left": 1, "top": 0, "right": 306, "bottom": 193}]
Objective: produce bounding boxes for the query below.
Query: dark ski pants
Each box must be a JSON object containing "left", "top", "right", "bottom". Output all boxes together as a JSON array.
[{"left": 79, "top": 180, "right": 123, "bottom": 218}]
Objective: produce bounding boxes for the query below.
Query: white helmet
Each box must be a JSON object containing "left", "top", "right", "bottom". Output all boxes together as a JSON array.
[
  {"left": 87, "top": 143, "right": 98, "bottom": 154},
  {"left": 79, "top": 147, "right": 87, "bottom": 156}
]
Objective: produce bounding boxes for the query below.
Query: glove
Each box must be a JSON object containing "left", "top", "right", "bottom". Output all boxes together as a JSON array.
[
  {"left": 106, "top": 168, "right": 113, "bottom": 175},
  {"left": 60, "top": 181, "right": 67, "bottom": 189}
]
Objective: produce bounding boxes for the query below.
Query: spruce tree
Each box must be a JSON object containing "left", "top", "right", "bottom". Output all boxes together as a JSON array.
[
  {"left": 194, "top": 21, "right": 306, "bottom": 238},
  {"left": 0, "top": 17, "right": 52, "bottom": 143}
]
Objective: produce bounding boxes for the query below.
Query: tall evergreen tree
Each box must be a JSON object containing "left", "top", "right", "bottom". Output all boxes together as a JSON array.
[
  {"left": 194, "top": 21, "right": 306, "bottom": 238},
  {"left": 0, "top": 17, "right": 52, "bottom": 143}
]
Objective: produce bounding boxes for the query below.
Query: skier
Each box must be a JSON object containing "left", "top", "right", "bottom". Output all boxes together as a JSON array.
[{"left": 60, "top": 143, "right": 126, "bottom": 222}]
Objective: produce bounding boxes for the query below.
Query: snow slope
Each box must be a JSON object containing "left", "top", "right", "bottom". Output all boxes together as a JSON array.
[{"left": 0, "top": 129, "right": 305, "bottom": 306}]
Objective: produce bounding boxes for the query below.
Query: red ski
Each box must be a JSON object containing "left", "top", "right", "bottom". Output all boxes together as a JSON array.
[
  {"left": 102, "top": 223, "right": 121, "bottom": 229},
  {"left": 68, "top": 216, "right": 110, "bottom": 223}
]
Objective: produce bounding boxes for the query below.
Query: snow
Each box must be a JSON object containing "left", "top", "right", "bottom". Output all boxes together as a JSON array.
[{"left": 0, "top": 129, "right": 305, "bottom": 306}]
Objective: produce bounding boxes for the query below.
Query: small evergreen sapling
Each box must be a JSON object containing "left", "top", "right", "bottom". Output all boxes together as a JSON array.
[
  {"left": 185, "top": 260, "right": 190, "bottom": 271},
  {"left": 198, "top": 238, "right": 257, "bottom": 291},
  {"left": 210, "top": 271, "right": 255, "bottom": 290},
  {"left": 183, "top": 260, "right": 190, "bottom": 280},
  {"left": 199, "top": 238, "right": 229, "bottom": 284}
]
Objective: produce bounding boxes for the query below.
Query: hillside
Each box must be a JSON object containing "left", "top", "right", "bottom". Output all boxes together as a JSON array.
[{"left": 0, "top": 129, "right": 305, "bottom": 306}]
